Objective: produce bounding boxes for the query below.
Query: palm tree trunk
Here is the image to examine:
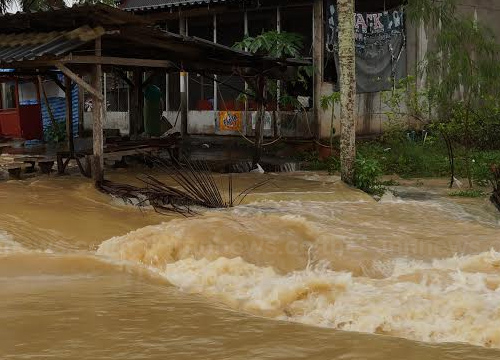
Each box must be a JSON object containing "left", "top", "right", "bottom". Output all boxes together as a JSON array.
[{"left": 337, "top": 0, "right": 356, "bottom": 185}]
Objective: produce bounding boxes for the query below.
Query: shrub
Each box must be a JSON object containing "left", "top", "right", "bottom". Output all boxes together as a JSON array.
[
  {"left": 471, "top": 151, "right": 500, "bottom": 187},
  {"left": 45, "top": 121, "right": 66, "bottom": 144},
  {"left": 449, "top": 189, "right": 487, "bottom": 198},
  {"left": 354, "top": 155, "right": 385, "bottom": 196}
]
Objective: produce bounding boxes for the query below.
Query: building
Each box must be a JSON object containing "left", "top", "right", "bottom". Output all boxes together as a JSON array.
[{"left": 114, "top": 0, "right": 500, "bottom": 140}]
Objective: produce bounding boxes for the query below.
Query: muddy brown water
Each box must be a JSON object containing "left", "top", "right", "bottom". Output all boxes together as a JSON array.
[{"left": 1, "top": 172, "right": 500, "bottom": 359}]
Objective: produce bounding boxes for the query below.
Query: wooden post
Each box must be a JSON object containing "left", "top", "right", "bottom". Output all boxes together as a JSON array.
[
  {"left": 65, "top": 76, "right": 74, "bottom": 155},
  {"left": 92, "top": 37, "right": 104, "bottom": 183},
  {"left": 179, "top": 16, "right": 188, "bottom": 137}
]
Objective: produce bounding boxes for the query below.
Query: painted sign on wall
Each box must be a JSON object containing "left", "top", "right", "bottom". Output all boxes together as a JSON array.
[
  {"left": 323, "top": 2, "right": 406, "bottom": 93},
  {"left": 218, "top": 111, "right": 243, "bottom": 132},
  {"left": 251, "top": 111, "right": 272, "bottom": 131}
]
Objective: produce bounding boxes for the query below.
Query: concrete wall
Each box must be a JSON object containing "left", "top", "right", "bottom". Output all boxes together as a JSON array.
[
  {"left": 315, "top": 0, "right": 500, "bottom": 139},
  {"left": 84, "top": 112, "right": 130, "bottom": 135},
  {"left": 162, "top": 110, "right": 312, "bottom": 138}
]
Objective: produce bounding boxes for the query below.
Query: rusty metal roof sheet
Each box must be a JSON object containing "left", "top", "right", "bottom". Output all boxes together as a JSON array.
[
  {"left": 120, "top": 0, "right": 228, "bottom": 11},
  {"left": 0, "top": 27, "right": 104, "bottom": 63},
  {"left": 0, "top": 4, "right": 149, "bottom": 33},
  {"left": 0, "top": 4, "right": 309, "bottom": 77}
]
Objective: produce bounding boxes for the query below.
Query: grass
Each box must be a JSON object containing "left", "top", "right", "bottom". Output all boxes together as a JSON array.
[{"left": 449, "top": 189, "right": 487, "bottom": 198}]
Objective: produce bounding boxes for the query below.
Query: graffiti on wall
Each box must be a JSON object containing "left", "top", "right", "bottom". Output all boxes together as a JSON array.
[
  {"left": 325, "top": 2, "right": 405, "bottom": 53},
  {"left": 324, "top": 2, "right": 406, "bottom": 93}
]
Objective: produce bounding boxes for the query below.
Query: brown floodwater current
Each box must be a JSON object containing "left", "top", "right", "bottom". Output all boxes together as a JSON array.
[{"left": 1, "top": 171, "right": 500, "bottom": 359}]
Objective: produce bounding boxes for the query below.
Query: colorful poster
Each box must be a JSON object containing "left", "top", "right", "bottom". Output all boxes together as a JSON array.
[{"left": 219, "top": 111, "right": 243, "bottom": 132}]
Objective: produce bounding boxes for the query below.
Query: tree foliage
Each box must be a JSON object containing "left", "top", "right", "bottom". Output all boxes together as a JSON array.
[
  {"left": 234, "top": 31, "right": 303, "bottom": 59},
  {"left": 233, "top": 30, "right": 311, "bottom": 166},
  {"left": 384, "top": 0, "right": 500, "bottom": 188},
  {"left": 0, "top": 0, "right": 115, "bottom": 13}
]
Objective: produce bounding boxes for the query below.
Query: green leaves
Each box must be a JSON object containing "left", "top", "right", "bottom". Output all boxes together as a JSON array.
[
  {"left": 320, "top": 92, "right": 340, "bottom": 111},
  {"left": 233, "top": 31, "right": 304, "bottom": 59},
  {"left": 354, "top": 155, "right": 385, "bottom": 196},
  {"left": 233, "top": 30, "right": 311, "bottom": 110},
  {"left": 45, "top": 120, "right": 66, "bottom": 144}
]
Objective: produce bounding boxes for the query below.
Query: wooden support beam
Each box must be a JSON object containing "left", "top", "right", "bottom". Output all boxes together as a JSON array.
[
  {"left": 7, "top": 56, "right": 175, "bottom": 69},
  {"left": 91, "top": 37, "right": 104, "bottom": 183},
  {"left": 179, "top": 16, "right": 188, "bottom": 138},
  {"left": 65, "top": 76, "right": 74, "bottom": 156},
  {"left": 64, "top": 56, "right": 175, "bottom": 69},
  {"left": 48, "top": 73, "right": 66, "bottom": 92},
  {"left": 113, "top": 68, "right": 135, "bottom": 88},
  {"left": 55, "top": 62, "right": 103, "bottom": 101}
]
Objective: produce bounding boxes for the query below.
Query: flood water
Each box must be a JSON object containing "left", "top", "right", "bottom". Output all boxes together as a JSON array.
[{"left": 1, "top": 172, "right": 500, "bottom": 359}]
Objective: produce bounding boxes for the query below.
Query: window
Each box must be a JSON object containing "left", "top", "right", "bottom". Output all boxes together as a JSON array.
[
  {"left": 0, "top": 81, "right": 17, "bottom": 110},
  {"left": 216, "top": 12, "right": 245, "bottom": 111},
  {"left": 168, "top": 73, "right": 181, "bottom": 112},
  {"left": 281, "top": 6, "right": 314, "bottom": 106},
  {"left": 281, "top": 6, "right": 313, "bottom": 57},
  {"left": 105, "top": 73, "right": 129, "bottom": 112},
  {"left": 247, "top": 9, "right": 277, "bottom": 37},
  {"left": 188, "top": 16, "right": 215, "bottom": 110}
]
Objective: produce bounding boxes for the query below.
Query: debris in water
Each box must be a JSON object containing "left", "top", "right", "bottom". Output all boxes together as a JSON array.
[{"left": 98, "top": 156, "right": 271, "bottom": 215}]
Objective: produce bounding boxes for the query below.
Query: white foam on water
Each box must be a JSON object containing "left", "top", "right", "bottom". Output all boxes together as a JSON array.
[
  {"left": 0, "top": 230, "right": 25, "bottom": 254},
  {"left": 97, "top": 198, "right": 500, "bottom": 349},
  {"left": 160, "top": 252, "right": 500, "bottom": 349}
]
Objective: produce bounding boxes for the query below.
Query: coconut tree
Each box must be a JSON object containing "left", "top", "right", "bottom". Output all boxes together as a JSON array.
[{"left": 337, "top": 0, "right": 356, "bottom": 185}]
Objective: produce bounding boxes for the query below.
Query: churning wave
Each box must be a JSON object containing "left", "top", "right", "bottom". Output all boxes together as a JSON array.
[{"left": 97, "top": 199, "right": 500, "bottom": 349}]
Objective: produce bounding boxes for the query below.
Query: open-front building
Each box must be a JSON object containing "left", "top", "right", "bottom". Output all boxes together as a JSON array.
[
  {"left": 0, "top": 4, "right": 303, "bottom": 180},
  {"left": 116, "top": 0, "right": 500, "bottom": 138}
]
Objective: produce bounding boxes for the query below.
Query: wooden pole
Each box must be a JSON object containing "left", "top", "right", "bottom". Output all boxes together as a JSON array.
[
  {"left": 92, "top": 37, "right": 104, "bottom": 183},
  {"left": 64, "top": 76, "right": 74, "bottom": 155},
  {"left": 179, "top": 16, "right": 188, "bottom": 137}
]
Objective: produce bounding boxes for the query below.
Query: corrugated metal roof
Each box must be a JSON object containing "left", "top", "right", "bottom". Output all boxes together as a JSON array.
[
  {"left": 0, "top": 4, "right": 309, "bottom": 77},
  {"left": 0, "top": 27, "right": 104, "bottom": 63},
  {"left": 0, "top": 4, "right": 149, "bottom": 33},
  {"left": 120, "top": 0, "right": 228, "bottom": 11}
]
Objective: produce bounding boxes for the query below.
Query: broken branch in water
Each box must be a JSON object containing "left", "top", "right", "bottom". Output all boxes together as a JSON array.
[{"left": 97, "top": 155, "right": 271, "bottom": 216}]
